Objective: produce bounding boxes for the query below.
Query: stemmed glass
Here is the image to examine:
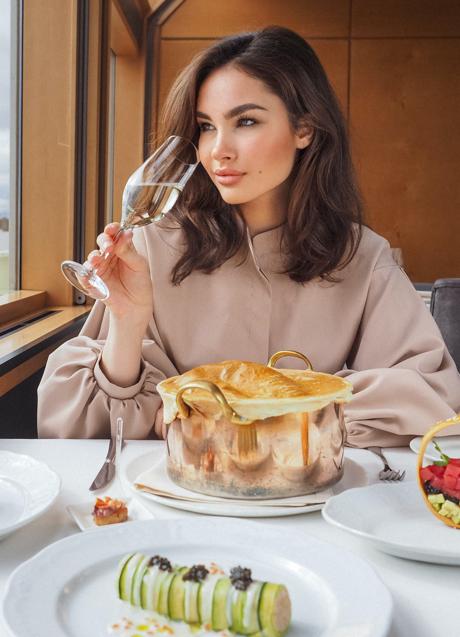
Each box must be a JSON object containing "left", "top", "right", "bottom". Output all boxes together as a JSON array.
[{"left": 61, "top": 135, "right": 199, "bottom": 301}]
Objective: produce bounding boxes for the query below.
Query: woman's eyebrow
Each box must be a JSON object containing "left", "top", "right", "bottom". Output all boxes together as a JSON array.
[{"left": 196, "top": 103, "right": 268, "bottom": 121}]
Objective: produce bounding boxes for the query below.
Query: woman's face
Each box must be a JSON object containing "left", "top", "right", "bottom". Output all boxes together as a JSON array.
[{"left": 196, "top": 65, "right": 312, "bottom": 212}]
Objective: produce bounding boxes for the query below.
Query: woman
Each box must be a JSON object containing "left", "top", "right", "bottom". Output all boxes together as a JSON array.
[{"left": 38, "top": 26, "right": 460, "bottom": 444}]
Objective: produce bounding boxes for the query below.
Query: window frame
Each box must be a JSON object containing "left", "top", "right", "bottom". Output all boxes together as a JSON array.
[
  {"left": 0, "top": 0, "right": 153, "bottom": 383},
  {"left": 8, "top": 0, "right": 22, "bottom": 292}
]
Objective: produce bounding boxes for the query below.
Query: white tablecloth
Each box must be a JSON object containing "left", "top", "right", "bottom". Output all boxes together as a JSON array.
[{"left": 0, "top": 439, "right": 458, "bottom": 637}]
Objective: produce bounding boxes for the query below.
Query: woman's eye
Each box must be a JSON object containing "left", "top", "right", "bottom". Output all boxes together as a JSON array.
[
  {"left": 237, "top": 117, "right": 256, "bottom": 127},
  {"left": 198, "top": 122, "right": 214, "bottom": 132}
]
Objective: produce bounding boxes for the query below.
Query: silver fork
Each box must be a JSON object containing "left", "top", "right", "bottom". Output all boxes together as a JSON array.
[{"left": 367, "top": 446, "right": 406, "bottom": 481}]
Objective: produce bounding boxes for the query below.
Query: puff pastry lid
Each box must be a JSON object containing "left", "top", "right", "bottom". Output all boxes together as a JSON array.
[{"left": 157, "top": 360, "right": 352, "bottom": 424}]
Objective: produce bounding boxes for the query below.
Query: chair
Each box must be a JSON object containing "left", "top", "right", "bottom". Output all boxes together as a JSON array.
[{"left": 430, "top": 279, "right": 460, "bottom": 372}]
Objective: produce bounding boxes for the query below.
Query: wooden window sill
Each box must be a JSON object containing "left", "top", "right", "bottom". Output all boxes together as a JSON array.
[
  {"left": 0, "top": 304, "right": 90, "bottom": 396},
  {"left": 0, "top": 290, "right": 48, "bottom": 324}
]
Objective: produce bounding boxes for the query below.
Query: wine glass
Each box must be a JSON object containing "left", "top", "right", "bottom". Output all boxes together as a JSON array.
[{"left": 61, "top": 135, "right": 199, "bottom": 301}]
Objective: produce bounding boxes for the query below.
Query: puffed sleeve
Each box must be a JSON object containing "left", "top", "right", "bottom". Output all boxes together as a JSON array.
[
  {"left": 338, "top": 264, "right": 460, "bottom": 447},
  {"left": 37, "top": 300, "right": 178, "bottom": 438}
]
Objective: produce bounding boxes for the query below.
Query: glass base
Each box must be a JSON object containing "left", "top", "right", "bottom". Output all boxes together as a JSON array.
[{"left": 61, "top": 261, "right": 110, "bottom": 301}]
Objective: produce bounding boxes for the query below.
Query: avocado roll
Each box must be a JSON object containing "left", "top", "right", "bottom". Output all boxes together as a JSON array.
[{"left": 116, "top": 553, "right": 291, "bottom": 636}]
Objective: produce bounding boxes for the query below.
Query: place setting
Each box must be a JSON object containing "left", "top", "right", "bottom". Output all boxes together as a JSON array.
[
  {"left": 0, "top": 449, "right": 60, "bottom": 541},
  {"left": 2, "top": 517, "right": 393, "bottom": 637},
  {"left": 4, "top": 355, "right": 460, "bottom": 637},
  {"left": 122, "top": 445, "right": 367, "bottom": 518},
  {"left": 322, "top": 414, "right": 460, "bottom": 566},
  {"left": 118, "top": 353, "right": 369, "bottom": 517},
  {"left": 66, "top": 418, "right": 153, "bottom": 532}
]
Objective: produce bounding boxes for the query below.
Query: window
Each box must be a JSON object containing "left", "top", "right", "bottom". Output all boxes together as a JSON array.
[{"left": 0, "top": 0, "right": 19, "bottom": 293}]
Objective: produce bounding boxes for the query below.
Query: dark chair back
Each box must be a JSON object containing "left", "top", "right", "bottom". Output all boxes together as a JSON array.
[{"left": 430, "top": 278, "right": 460, "bottom": 372}]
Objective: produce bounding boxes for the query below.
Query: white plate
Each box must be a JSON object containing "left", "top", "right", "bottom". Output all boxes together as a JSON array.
[
  {"left": 322, "top": 481, "right": 460, "bottom": 565},
  {"left": 0, "top": 450, "right": 60, "bottom": 540},
  {"left": 122, "top": 451, "right": 368, "bottom": 517},
  {"left": 66, "top": 497, "right": 154, "bottom": 531},
  {"left": 3, "top": 517, "right": 392, "bottom": 637},
  {"left": 410, "top": 435, "right": 460, "bottom": 461}
]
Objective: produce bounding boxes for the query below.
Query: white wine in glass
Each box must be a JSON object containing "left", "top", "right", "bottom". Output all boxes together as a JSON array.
[{"left": 61, "top": 135, "right": 199, "bottom": 301}]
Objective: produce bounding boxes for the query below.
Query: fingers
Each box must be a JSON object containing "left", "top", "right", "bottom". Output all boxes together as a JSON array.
[
  {"left": 96, "top": 227, "right": 137, "bottom": 263},
  {"left": 85, "top": 247, "right": 114, "bottom": 280},
  {"left": 95, "top": 222, "right": 123, "bottom": 256}
]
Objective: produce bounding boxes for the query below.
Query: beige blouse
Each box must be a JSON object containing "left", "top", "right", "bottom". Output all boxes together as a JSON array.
[{"left": 37, "top": 222, "right": 460, "bottom": 446}]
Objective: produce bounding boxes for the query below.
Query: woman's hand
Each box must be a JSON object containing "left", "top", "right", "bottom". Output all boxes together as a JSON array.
[{"left": 86, "top": 223, "right": 153, "bottom": 323}]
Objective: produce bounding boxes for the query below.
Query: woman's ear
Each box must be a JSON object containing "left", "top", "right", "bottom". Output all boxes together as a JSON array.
[{"left": 295, "top": 117, "right": 314, "bottom": 149}]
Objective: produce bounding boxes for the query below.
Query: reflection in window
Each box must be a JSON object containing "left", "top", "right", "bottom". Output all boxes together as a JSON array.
[{"left": 0, "top": 0, "right": 18, "bottom": 293}]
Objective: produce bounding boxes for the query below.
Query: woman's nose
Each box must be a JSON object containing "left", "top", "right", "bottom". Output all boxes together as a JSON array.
[{"left": 211, "top": 133, "right": 236, "bottom": 162}]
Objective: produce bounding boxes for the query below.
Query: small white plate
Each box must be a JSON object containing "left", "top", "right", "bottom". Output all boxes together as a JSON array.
[
  {"left": 0, "top": 450, "right": 60, "bottom": 540},
  {"left": 410, "top": 435, "right": 460, "bottom": 461},
  {"left": 322, "top": 481, "right": 460, "bottom": 565},
  {"left": 66, "top": 497, "right": 153, "bottom": 531},
  {"left": 3, "top": 518, "right": 392, "bottom": 637},
  {"left": 122, "top": 450, "right": 368, "bottom": 517}
]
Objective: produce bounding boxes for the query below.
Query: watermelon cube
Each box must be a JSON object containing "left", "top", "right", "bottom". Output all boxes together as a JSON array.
[
  {"left": 443, "top": 475, "right": 457, "bottom": 490},
  {"left": 445, "top": 463, "right": 460, "bottom": 479},
  {"left": 430, "top": 464, "right": 447, "bottom": 477},
  {"left": 420, "top": 467, "right": 434, "bottom": 483}
]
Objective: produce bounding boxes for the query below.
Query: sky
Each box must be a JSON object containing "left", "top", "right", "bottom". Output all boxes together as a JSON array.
[{"left": 0, "top": 0, "right": 11, "bottom": 220}]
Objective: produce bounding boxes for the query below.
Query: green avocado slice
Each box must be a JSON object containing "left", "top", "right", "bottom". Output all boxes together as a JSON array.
[
  {"left": 118, "top": 553, "right": 144, "bottom": 602},
  {"left": 140, "top": 565, "right": 157, "bottom": 610},
  {"left": 242, "top": 581, "right": 263, "bottom": 634},
  {"left": 183, "top": 579, "right": 201, "bottom": 624},
  {"left": 168, "top": 566, "right": 188, "bottom": 621},
  {"left": 157, "top": 570, "right": 177, "bottom": 616},
  {"left": 131, "top": 555, "right": 151, "bottom": 606},
  {"left": 231, "top": 587, "right": 246, "bottom": 634},
  {"left": 212, "top": 578, "right": 231, "bottom": 631},
  {"left": 116, "top": 553, "right": 134, "bottom": 601}
]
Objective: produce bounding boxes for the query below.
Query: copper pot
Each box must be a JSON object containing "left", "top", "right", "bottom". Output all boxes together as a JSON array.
[{"left": 157, "top": 351, "right": 352, "bottom": 499}]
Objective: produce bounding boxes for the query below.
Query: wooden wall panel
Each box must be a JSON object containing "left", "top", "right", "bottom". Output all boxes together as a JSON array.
[
  {"left": 22, "top": 0, "right": 78, "bottom": 306},
  {"left": 158, "top": 39, "right": 349, "bottom": 117},
  {"left": 350, "top": 39, "right": 460, "bottom": 281},
  {"left": 163, "top": 0, "right": 350, "bottom": 38},
  {"left": 148, "top": 0, "right": 460, "bottom": 281},
  {"left": 309, "top": 40, "right": 349, "bottom": 115},
  {"left": 158, "top": 40, "right": 212, "bottom": 120},
  {"left": 352, "top": 0, "right": 460, "bottom": 37},
  {"left": 112, "top": 54, "right": 146, "bottom": 220}
]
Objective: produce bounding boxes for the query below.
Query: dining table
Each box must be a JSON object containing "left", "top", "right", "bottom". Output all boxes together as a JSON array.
[{"left": 0, "top": 438, "right": 458, "bottom": 637}]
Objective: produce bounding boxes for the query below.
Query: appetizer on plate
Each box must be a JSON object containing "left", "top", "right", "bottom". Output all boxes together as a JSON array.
[
  {"left": 116, "top": 552, "right": 291, "bottom": 636},
  {"left": 417, "top": 414, "right": 460, "bottom": 529},
  {"left": 93, "top": 496, "right": 128, "bottom": 526}
]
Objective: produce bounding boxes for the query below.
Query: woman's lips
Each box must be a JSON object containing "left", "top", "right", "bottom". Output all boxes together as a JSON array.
[
  {"left": 214, "top": 170, "right": 245, "bottom": 186},
  {"left": 215, "top": 174, "right": 244, "bottom": 186}
]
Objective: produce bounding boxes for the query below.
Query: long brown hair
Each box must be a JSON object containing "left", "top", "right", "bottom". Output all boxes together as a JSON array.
[{"left": 158, "top": 26, "right": 364, "bottom": 285}]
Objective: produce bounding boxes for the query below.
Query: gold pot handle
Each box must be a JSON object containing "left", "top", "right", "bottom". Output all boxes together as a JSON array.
[
  {"left": 175, "top": 380, "right": 252, "bottom": 425},
  {"left": 267, "top": 350, "right": 313, "bottom": 370}
]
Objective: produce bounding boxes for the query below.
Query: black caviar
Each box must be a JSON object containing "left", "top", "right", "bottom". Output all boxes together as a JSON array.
[
  {"left": 230, "top": 566, "right": 253, "bottom": 591},
  {"left": 424, "top": 481, "right": 460, "bottom": 505},
  {"left": 183, "top": 564, "right": 209, "bottom": 582},
  {"left": 424, "top": 481, "right": 442, "bottom": 495},
  {"left": 148, "top": 555, "right": 172, "bottom": 572}
]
